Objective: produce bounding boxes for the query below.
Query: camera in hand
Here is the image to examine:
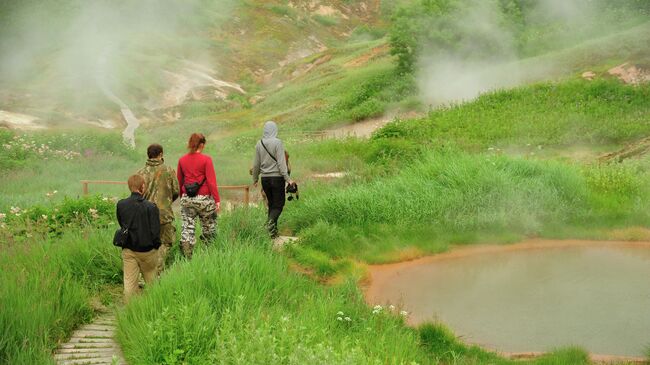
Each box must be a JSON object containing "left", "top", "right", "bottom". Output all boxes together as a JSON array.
[{"left": 286, "top": 181, "right": 299, "bottom": 201}]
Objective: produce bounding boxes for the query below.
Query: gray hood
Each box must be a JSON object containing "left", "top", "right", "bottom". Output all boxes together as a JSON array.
[{"left": 262, "top": 121, "right": 278, "bottom": 139}]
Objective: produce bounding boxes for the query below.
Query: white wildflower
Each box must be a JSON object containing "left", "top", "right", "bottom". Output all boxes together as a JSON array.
[
  {"left": 281, "top": 316, "right": 290, "bottom": 322},
  {"left": 344, "top": 317, "right": 351, "bottom": 322},
  {"left": 400, "top": 311, "right": 408, "bottom": 317},
  {"left": 336, "top": 317, "right": 343, "bottom": 321},
  {"left": 10, "top": 206, "right": 21, "bottom": 214},
  {"left": 0, "top": 213, "right": 5, "bottom": 220},
  {"left": 336, "top": 311, "right": 344, "bottom": 316},
  {"left": 389, "top": 305, "right": 395, "bottom": 311},
  {"left": 41, "top": 215, "right": 48, "bottom": 220}
]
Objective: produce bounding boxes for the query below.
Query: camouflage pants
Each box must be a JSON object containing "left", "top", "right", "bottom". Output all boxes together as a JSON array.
[
  {"left": 180, "top": 194, "right": 217, "bottom": 258},
  {"left": 157, "top": 222, "right": 176, "bottom": 271}
]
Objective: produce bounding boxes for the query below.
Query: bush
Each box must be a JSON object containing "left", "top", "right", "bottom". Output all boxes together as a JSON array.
[
  {"left": 327, "top": 70, "right": 415, "bottom": 123},
  {"left": 2, "top": 195, "right": 116, "bottom": 238},
  {"left": 388, "top": 0, "right": 650, "bottom": 73}
]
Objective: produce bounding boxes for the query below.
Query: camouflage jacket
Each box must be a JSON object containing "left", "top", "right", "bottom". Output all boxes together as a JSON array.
[{"left": 137, "top": 158, "right": 179, "bottom": 224}]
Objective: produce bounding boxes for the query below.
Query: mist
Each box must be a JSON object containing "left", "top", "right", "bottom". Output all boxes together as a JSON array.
[
  {"left": 0, "top": 0, "right": 235, "bottom": 120},
  {"left": 417, "top": 0, "right": 630, "bottom": 105}
]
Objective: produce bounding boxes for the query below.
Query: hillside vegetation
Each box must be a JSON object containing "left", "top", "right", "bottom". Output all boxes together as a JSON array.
[{"left": 1, "top": 0, "right": 650, "bottom": 364}]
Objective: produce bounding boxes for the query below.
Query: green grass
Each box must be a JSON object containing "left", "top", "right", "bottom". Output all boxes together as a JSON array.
[
  {"left": 0, "top": 225, "right": 121, "bottom": 364},
  {"left": 116, "top": 208, "right": 590, "bottom": 365},
  {"left": 3, "top": 4, "right": 650, "bottom": 364},
  {"left": 284, "top": 149, "right": 650, "bottom": 271},
  {"left": 376, "top": 79, "right": 650, "bottom": 150}
]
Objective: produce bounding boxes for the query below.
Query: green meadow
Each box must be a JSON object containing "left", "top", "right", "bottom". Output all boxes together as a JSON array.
[{"left": 2, "top": 0, "right": 650, "bottom": 364}]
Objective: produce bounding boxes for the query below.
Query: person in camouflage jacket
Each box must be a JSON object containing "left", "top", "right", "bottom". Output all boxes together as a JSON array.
[{"left": 137, "top": 144, "right": 179, "bottom": 269}]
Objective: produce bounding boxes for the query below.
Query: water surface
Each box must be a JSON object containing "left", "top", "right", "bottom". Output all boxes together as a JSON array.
[{"left": 367, "top": 242, "right": 650, "bottom": 356}]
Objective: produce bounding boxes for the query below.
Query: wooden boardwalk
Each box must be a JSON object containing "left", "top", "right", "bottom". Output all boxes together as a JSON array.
[{"left": 54, "top": 313, "right": 127, "bottom": 365}]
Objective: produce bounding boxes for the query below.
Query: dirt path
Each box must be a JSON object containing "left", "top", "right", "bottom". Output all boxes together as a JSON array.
[
  {"left": 325, "top": 112, "right": 422, "bottom": 139},
  {"left": 325, "top": 116, "right": 392, "bottom": 139},
  {"left": 53, "top": 312, "right": 127, "bottom": 365}
]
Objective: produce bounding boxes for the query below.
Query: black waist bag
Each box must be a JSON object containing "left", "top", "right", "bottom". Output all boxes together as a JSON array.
[
  {"left": 113, "top": 226, "right": 131, "bottom": 248},
  {"left": 114, "top": 205, "right": 137, "bottom": 247},
  {"left": 185, "top": 178, "right": 206, "bottom": 198}
]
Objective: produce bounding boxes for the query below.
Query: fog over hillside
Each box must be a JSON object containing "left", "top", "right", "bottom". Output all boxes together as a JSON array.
[
  {"left": 417, "top": 0, "right": 646, "bottom": 105},
  {"left": 0, "top": 0, "right": 235, "bottom": 114}
]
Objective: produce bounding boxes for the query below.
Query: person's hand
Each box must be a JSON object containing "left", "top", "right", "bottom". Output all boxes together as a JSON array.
[
  {"left": 216, "top": 202, "right": 221, "bottom": 213},
  {"left": 287, "top": 179, "right": 295, "bottom": 186},
  {"left": 253, "top": 181, "right": 258, "bottom": 188}
]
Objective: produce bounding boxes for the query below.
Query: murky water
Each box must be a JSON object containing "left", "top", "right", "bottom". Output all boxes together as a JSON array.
[{"left": 367, "top": 243, "right": 650, "bottom": 356}]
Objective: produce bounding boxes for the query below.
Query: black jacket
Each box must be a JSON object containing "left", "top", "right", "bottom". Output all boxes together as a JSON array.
[{"left": 116, "top": 192, "right": 161, "bottom": 252}]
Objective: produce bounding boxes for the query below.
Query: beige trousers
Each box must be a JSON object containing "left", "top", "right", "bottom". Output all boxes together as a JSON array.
[{"left": 122, "top": 248, "right": 160, "bottom": 302}]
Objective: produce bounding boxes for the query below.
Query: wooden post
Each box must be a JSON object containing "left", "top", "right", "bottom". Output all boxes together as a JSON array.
[
  {"left": 82, "top": 181, "right": 89, "bottom": 196},
  {"left": 243, "top": 186, "right": 250, "bottom": 206}
]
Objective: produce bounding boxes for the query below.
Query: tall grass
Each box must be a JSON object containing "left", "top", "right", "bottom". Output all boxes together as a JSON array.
[
  {"left": 0, "top": 226, "right": 122, "bottom": 364},
  {"left": 117, "top": 208, "right": 594, "bottom": 365},
  {"left": 118, "top": 208, "right": 429, "bottom": 364},
  {"left": 284, "top": 150, "right": 650, "bottom": 268}
]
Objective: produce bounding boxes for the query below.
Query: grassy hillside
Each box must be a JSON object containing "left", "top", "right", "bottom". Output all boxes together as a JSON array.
[{"left": 2, "top": 1, "right": 650, "bottom": 364}]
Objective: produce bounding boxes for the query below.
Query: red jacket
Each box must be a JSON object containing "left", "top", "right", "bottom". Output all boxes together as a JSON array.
[{"left": 177, "top": 153, "right": 220, "bottom": 203}]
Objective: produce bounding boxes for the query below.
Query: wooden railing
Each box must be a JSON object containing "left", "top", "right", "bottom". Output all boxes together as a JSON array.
[{"left": 80, "top": 180, "right": 251, "bottom": 205}]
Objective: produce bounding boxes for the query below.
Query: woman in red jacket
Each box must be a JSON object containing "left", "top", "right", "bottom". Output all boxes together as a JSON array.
[{"left": 177, "top": 133, "right": 221, "bottom": 259}]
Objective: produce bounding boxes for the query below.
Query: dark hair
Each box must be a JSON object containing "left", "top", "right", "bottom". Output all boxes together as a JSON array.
[
  {"left": 147, "top": 144, "right": 163, "bottom": 159},
  {"left": 187, "top": 133, "right": 206, "bottom": 153},
  {"left": 127, "top": 174, "right": 145, "bottom": 193}
]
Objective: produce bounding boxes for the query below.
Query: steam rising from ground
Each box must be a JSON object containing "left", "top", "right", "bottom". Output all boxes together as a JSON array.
[
  {"left": 0, "top": 0, "right": 234, "bottom": 114},
  {"left": 417, "top": 0, "right": 624, "bottom": 105}
]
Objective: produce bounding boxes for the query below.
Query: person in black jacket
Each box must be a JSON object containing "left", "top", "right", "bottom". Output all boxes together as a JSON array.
[{"left": 116, "top": 174, "right": 162, "bottom": 302}]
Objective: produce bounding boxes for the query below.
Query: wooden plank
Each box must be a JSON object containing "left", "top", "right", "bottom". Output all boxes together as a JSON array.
[
  {"left": 67, "top": 338, "right": 115, "bottom": 344},
  {"left": 56, "top": 348, "right": 119, "bottom": 354},
  {"left": 59, "top": 343, "right": 117, "bottom": 350},
  {"left": 78, "top": 325, "right": 115, "bottom": 331},
  {"left": 60, "top": 357, "right": 121, "bottom": 365},
  {"left": 54, "top": 349, "right": 115, "bottom": 360},
  {"left": 70, "top": 330, "right": 115, "bottom": 338}
]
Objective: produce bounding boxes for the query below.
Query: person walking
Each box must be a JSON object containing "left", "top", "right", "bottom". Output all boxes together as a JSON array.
[
  {"left": 177, "top": 133, "right": 220, "bottom": 259},
  {"left": 116, "top": 174, "right": 161, "bottom": 302},
  {"left": 137, "top": 143, "right": 179, "bottom": 270},
  {"left": 252, "top": 121, "right": 293, "bottom": 238}
]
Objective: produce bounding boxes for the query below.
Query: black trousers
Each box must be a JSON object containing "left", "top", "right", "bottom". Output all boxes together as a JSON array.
[{"left": 261, "top": 176, "right": 285, "bottom": 237}]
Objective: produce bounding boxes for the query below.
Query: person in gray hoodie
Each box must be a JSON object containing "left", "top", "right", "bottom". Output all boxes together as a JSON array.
[{"left": 252, "top": 121, "right": 294, "bottom": 238}]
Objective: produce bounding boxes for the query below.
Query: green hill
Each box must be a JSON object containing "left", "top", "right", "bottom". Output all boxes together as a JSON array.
[{"left": 1, "top": 1, "right": 650, "bottom": 364}]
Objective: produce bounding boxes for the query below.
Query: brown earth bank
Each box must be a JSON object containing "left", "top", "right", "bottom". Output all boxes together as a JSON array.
[{"left": 364, "top": 239, "right": 650, "bottom": 364}]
